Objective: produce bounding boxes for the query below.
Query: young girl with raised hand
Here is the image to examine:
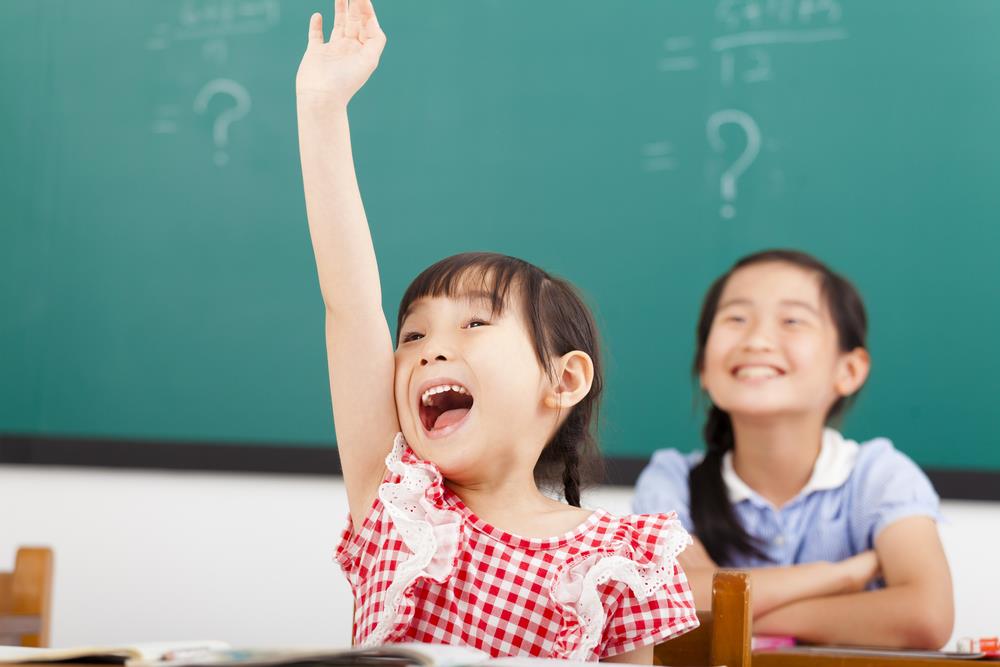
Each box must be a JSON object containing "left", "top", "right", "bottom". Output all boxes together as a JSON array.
[
  {"left": 295, "top": 1, "right": 698, "bottom": 661},
  {"left": 634, "top": 250, "right": 954, "bottom": 649}
]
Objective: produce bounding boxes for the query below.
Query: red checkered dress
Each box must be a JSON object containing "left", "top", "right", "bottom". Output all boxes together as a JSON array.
[{"left": 336, "top": 435, "right": 699, "bottom": 661}]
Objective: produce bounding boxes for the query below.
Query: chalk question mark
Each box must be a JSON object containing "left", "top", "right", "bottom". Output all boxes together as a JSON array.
[
  {"left": 706, "top": 109, "right": 761, "bottom": 219},
  {"left": 194, "top": 79, "right": 252, "bottom": 167}
]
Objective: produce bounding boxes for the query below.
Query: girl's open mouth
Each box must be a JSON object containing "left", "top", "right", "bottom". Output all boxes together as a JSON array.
[{"left": 418, "top": 382, "right": 475, "bottom": 437}]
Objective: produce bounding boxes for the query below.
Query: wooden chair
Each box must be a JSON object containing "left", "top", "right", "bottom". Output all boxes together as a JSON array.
[
  {"left": 0, "top": 547, "right": 54, "bottom": 647},
  {"left": 655, "top": 570, "right": 751, "bottom": 667}
]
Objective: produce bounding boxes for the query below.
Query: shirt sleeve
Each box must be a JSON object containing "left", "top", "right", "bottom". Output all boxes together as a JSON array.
[
  {"left": 632, "top": 449, "right": 697, "bottom": 532},
  {"left": 333, "top": 468, "right": 394, "bottom": 587},
  {"left": 333, "top": 497, "right": 385, "bottom": 587},
  {"left": 849, "top": 438, "right": 942, "bottom": 549},
  {"left": 598, "top": 515, "right": 701, "bottom": 659}
]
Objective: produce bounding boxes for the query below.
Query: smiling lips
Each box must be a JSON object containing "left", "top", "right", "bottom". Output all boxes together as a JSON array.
[
  {"left": 418, "top": 381, "right": 474, "bottom": 434},
  {"left": 732, "top": 364, "right": 786, "bottom": 380}
]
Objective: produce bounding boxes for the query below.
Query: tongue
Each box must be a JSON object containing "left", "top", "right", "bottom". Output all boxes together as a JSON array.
[{"left": 433, "top": 408, "right": 469, "bottom": 431}]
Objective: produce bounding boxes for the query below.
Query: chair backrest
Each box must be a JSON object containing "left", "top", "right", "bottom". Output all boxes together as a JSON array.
[
  {"left": 654, "top": 569, "right": 751, "bottom": 667},
  {"left": 0, "top": 547, "right": 54, "bottom": 647}
]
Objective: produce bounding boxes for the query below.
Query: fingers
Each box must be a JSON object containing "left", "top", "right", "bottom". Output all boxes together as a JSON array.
[
  {"left": 344, "top": 0, "right": 361, "bottom": 39},
  {"left": 357, "top": 0, "right": 383, "bottom": 42},
  {"left": 307, "top": 12, "right": 324, "bottom": 46},
  {"left": 332, "top": 0, "right": 348, "bottom": 37},
  {"left": 361, "top": 5, "right": 383, "bottom": 39},
  {"left": 335, "top": 0, "right": 383, "bottom": 44}
]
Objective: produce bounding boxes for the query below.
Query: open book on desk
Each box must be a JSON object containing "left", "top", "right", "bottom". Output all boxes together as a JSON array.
[
  {"left": 0, "top": 643, "right": 606, "bottom": 667},
  {"left": 0, "top": 641, "right": 231, "bottom": 665}
]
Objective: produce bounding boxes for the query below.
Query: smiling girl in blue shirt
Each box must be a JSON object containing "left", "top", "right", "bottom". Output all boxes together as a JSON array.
[{"left": 633, "top": 250, "right": 954, "bottom": 649}]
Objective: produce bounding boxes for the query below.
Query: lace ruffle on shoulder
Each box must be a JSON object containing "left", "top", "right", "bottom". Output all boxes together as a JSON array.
[
  {"left": 363, "top": 434, "right": 465, "bottom": 646},
  {"left": 549, "top": 514, "right": 692, "bottom": 660}
]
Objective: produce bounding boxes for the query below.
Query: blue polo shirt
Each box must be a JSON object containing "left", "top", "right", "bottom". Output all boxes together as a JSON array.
[{"left": 632, "top": 429, "right": 941, "bottom": 567}]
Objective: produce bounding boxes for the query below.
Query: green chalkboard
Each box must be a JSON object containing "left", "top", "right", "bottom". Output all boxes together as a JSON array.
[{"left": 2, "top": 1, "right": 998, "bottom": 473}]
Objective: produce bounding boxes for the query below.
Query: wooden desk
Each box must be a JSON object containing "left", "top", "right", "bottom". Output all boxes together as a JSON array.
[
  {"left": 0, "top": 615, "right": 42, "bottom": 645},
  {"left": 754, "top": 648, "right": 991, "bottom": 667}
]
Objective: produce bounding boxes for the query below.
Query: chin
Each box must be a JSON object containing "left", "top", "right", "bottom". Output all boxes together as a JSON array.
[
  {"left": 713, "top": 397, "right": 798, "bottom": 420},
  {"left": 423, "top": 439, "right": 490, "bottom": 483},
  {"left": 405, "top": 419, "right": 481, "bottom": 467}
]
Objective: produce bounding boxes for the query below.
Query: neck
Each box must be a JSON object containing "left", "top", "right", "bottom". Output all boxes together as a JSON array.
[
  {"left": 729, "top": 413, "right": 827, "bottom": 508},
  {"left": 445, "top": 467, "right": 557, "bottom": 527}
]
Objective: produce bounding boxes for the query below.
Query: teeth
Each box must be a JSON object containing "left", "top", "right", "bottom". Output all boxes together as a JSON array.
[
  {"left": 420, "top": 384, "right": 469, "bottom": 406},
  {"left": 736, "top": 366, "right": 780, "bottom": 379}
]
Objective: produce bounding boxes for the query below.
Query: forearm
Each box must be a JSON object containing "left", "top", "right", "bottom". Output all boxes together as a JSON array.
[
  {"left": 297, "top": 102, "right": 382, "bottom": 314},
  {"left": 753, "top": 585, "right": 953, "bottom": 649},
  {"left": 684, "top": 561, "right": 853, "bottom": 617},
  {"left": 603, "top": 644, "right": 652, "bottom": 664},
  {"left": 749, "top": 560, "right": 858, "bottom": 616}
]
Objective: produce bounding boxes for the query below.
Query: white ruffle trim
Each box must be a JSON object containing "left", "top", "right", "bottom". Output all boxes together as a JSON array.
[
  {"left": 363, "top": 435, "right": 463, "bottom": 646},
  {"left": 550, "top": 519, "right": 692, "bottom": 661}
]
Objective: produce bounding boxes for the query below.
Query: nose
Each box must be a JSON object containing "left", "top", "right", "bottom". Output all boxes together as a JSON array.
[
  {"left": 742, "top": 319, "right": 776, "bottom": 352},
  {"left": 420, "top": 353, "right": 448, "bottom": 367},
  {"left": 418, "top": 334, "right": 455, "bottom": 366}
]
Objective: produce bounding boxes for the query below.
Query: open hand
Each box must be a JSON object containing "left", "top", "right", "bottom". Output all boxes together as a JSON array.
[{"left": 295, "top": 0, "right": 386, "bottom": 107}]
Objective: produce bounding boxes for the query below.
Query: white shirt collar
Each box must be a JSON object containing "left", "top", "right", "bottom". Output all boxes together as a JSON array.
[{"left": 721, "top": 428, "right": 860, "bottom": 505}]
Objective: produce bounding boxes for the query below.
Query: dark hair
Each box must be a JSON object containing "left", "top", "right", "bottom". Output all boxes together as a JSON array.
[
  {"left": 397, "top": 252, "right": 604, "bottom": 506},
  {"left": 689, "top": 249, "right": 868, "bottom": 564}
]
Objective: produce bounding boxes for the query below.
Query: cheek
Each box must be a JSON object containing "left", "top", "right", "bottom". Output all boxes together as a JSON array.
[
  {"left": 703, "top": 331, "right": 734, "bottom": 376},
  {"left": 785, "top": 339, "right": 842, "bottom": 396},
  {"left": 786, "top": 336, "right": 830, "bottom": 373},
  {"left": 471, "top": 340, "right": 545, "bottom": 414}
]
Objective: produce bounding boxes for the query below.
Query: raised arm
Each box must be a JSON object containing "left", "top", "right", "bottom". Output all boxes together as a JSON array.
[{"left": 296, "top": 0, "right": 398, "bottom": 528}]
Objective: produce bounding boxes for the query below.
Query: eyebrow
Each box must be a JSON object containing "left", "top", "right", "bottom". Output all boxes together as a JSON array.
[
  {"left": 718, "top": 298, "right": 821, "bottom": 315},
  {"left": 717, "top": 298, "right": 751, "bottom": 310},
  {"left": 780, "top": 299, "right": 821, "bottom": 315}
]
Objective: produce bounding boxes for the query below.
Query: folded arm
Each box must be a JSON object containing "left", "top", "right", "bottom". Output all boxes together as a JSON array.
[
  {"left": 753, "top": 516, "right": 953, "bottom": 648},
  {"left": 679, "top": 538, "right": 879, "bottom": 618}
]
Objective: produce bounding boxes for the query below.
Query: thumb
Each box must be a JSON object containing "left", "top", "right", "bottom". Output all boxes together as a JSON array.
[{"left": 362, "top": 21, "right": 387, "bottom": 58}]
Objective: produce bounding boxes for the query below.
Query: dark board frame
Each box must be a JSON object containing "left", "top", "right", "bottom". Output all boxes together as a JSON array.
[{"left": 2, "top": 434, "right": 997, "bottom": 501}]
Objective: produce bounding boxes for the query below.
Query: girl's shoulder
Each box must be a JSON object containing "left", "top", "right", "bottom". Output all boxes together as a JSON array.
[
  {"left": 843, "top": 431, "right": 938, "bottom": 501},
  {"left": 632, "top": 448, "right": 701, "bottom": 525},
  {"left": 826, "top": 431, "right": 941, "bottom": 544},
  {"left": 552, "top": 510, "right": 698, "bottom": 659},
  {"left": 638, "top": 447, "right": 704, "bottom": 483},
  {"left": 589, "top": 510, "right": 693, "bottom": 560},
  {"left": 846, "top": 432, "right": 930, "bottom": 487}
]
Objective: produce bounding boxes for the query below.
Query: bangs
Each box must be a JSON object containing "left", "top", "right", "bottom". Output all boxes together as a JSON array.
[{"left": 397, "top": 252, "right": 533, "bottom": 333}]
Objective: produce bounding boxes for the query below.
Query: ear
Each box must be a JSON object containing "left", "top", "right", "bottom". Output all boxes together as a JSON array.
[
  {"left": 835, "top": 347, "right": 870, "bottom": 397},
  {"left": 544, "top": 351, "right": 595, "bottom": 410}
]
